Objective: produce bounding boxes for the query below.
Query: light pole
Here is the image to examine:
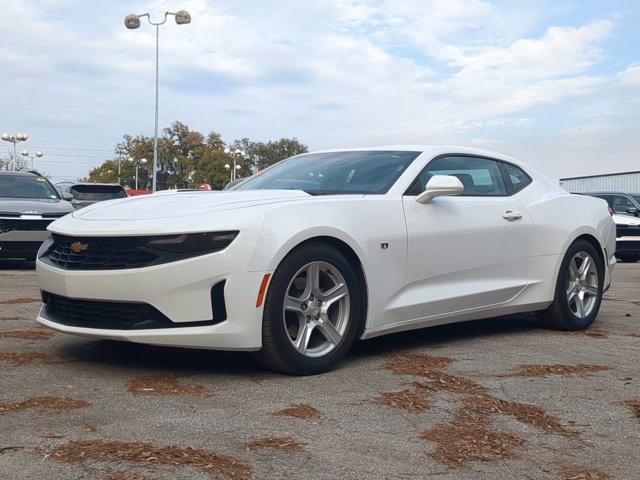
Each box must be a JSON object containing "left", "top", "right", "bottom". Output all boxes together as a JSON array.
[
  {"left": 125, "top": 10, "right": 191, "bottom": 193},
  {"left": 2, "top": 133, "right": 28, "bottom": 170},
  {"left": 20, "top": 150, "right": 44, "bottom": 170},
  {"left": 129, "top": 157, "right": 148, "bottom": 190},
  {"left": 224, "top": 148, "right": 245, "bottom": 182}
]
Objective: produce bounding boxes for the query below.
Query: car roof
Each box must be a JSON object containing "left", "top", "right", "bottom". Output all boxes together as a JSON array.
[
  {"left": 0, "top": 170, "right": 39, "bottom": 177},
  {"left": 308, "top": 145, "right": 523, "bottom": 165},
  {"left": 71, "top": 183, "right": 124, "bottom": 187}
]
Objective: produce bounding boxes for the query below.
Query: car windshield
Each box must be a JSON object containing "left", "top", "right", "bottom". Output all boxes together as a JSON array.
[
  {"left": 235, "top": 151, "right": 420, "bottom": 195},
  {"left": 633, "top": 195, "right": 640, "bottom": 205},
  {"left": 0, "top": 175, "right": 60, "bottom": 199},
  {"left": 70, "top": 185, "right": 127, "bottom": 201}
]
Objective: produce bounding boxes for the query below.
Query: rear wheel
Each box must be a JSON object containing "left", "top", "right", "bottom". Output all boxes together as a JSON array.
[
  {"left": 253, "top": 242, "right": 362, "bottom": 375},
  {"left": 541, "top": 240, "right": 604, "bottom": 330}
]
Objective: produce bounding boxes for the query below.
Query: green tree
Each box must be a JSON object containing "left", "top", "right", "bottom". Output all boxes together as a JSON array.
[
  {"left": 87, "top": 121, "right": 307, "bottom": 190},
  {"left": 232, "top": 137, "right": 308, "bottom": 173}
]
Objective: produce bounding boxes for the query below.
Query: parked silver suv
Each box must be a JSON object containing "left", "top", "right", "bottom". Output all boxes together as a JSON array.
[{"left": 0, "top": 171, "right": 74, "bottom": 260}]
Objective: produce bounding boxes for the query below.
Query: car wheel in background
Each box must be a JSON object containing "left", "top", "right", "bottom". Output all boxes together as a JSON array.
[
  {"left": 540, "top": 239, "right": 604, "bottom": 330},
  {"left": 253, "top": 242, "right": 363, "bottom": 375}
]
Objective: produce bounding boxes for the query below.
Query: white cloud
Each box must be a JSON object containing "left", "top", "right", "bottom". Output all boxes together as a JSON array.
[
  {"left": 618, "top": 63, "right": 640, "bottom": 86},
  {"left": 0, "top": 0, "right": 633, "bottom": 181}
]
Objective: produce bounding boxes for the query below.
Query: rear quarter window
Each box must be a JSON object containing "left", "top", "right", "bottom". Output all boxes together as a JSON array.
[{"left": 500, "top": 163, "right": 531, "bottom": 194}]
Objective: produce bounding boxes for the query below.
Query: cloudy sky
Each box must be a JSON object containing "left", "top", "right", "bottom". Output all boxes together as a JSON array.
[{"left": 1, "top": 0, "right": 639, "bottom": 182}]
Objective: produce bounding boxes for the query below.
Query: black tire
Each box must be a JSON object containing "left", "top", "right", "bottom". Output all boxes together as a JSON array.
[
  {"left": 541, "top": 239, "right": 604, "bottom": 330},
  {"left": 253, "top": 242, "right": 363, "bottom": 375}
]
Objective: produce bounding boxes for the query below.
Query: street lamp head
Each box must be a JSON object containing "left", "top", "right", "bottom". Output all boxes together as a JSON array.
[
  {"left": 21, "top": 150, "right": 28, "bottom": 156},
  {"left": 140, "top": 158, "right": 148, "bottom": 164},
  {"left": 18, "top": 133, "right": 28, "bottom": 141},
  {"left": 1, "top": 133, "right": 9, "bottom": 141},
  {"left": 124, "top": 14, "right": 141, "bottom": 29},
  {"left": 128, "top": 157, "right": 134, "bottom": 162},
  {"left": 174, "top": 10, "right": 191, "bottom": 25},
  {"left": 224, "top": 163, "right": 230, "bottom": 170},
  {"left": 236, "top": 164, "right": 242, "bottom": 170},
  {"left": 234, "top": 149, "right": 242, "bottom": 155},
  {"left": 36, "top": 151, "right": 43, "bottom": 158},
  {"left": 224, "top": 148, "right": 230, "bottom": 154}
]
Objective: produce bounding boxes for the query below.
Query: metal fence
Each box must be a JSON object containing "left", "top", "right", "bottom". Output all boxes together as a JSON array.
[{"left": 559, "top": 171, "right": 640, "bottom": 193}]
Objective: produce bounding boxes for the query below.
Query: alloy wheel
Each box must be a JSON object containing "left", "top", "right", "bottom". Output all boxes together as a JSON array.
[
  {"left": 282, "top": 261, "right": 350, "bottom": 358},
  {"left": 566, "top": 251, "right": 599, "bottom": 319}
]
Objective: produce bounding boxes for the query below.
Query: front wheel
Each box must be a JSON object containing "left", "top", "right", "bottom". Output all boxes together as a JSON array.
[
  {"left": 253, "top": 242, "right": 363, "bottom": 375},
  {"left": 540, "top": 239, "right": 604, "bottom": 330}
]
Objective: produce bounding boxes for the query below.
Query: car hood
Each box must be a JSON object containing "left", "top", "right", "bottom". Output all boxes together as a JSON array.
[
  {"left": 72, "top": 189, "right": 311, "bottom": 221},
  {"left": 0, "top": 197, "right": 73, "bottom": 215},
  {"left": 613, "top": 213, "right": 640, "bottom": 226}
]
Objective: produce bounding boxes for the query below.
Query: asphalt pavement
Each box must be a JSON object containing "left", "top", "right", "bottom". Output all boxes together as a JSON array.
[{"left": 0, "top": 261, "right": 639, "bottom": 479}]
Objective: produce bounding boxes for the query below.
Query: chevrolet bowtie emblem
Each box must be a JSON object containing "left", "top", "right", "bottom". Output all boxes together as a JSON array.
[{"left": 70, "top": 242, "right": 89, "bottom": 253}]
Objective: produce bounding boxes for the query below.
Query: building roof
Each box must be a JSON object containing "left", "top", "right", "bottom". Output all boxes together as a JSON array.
[{"left": 559, "top": 171, "right": 640, "bottom": 181}]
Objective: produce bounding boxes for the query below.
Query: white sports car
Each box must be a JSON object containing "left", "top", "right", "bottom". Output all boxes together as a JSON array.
[{"left": 35, "top": 146, "right": 616, "bottom": 374}]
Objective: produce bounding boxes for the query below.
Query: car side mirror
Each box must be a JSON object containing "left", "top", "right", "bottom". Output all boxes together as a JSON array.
[
  {"left": 627, "top": 207, "right": 640, "bottom": 216},
  {"left": 62, "top": 193, "right": 73, "bottom": 201},
  {"left": 415, "top": 175, "right": 464, "bottom": 204}
]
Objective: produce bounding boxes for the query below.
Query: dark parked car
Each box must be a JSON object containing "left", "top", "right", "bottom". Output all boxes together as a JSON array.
[
  {"left": 0, "top": 171, "right": 74, "bottom": 260},
  {"left": 68, "top": 183, "right": 127, "bottom": 209},
  {"left": 584, "top": 192, "right": 640, "bottom": 262},
  {"left": 588, "top": 191, "right": 640, "bottom": 217}
]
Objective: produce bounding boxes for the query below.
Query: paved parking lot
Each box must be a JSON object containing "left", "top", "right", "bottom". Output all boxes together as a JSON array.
[{"left": 0, "top": 262, "right": 638, "bottom": 479}]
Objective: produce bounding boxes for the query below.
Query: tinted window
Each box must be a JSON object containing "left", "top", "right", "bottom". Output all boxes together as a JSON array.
[
  {"left": 611, "top": 195, "right": 636, "bottom": 213},
  {"left": 0, "top": 175, "right": 60, "bottom": 199},
  {"left": 502, "top": 163, "right": 531, "bottom": 194},
  {"left": 407, "top": 156, "right": 507, "bottom": 196},
  {"left": 70, "top": 185, "right": 127, "bottom": 201},
  {"left": 236, "top": 151, "right": 420, "bottom": 195}
]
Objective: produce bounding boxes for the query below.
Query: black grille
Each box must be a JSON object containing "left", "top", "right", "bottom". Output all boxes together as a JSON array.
[
  {"left": 41, "top": 291, "right": 221, "bottom": 330},
  {"left": 45, "top": 234, "right": 158, "bottom": 270},
  {"left": 616, "top": 225, "right": 640, "bottom": 238},
  {"left": 0, "top": 219, "right": 53, "bottom": 232}
]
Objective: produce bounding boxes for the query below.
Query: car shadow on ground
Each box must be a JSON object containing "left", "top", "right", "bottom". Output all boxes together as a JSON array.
[
  {"left": 55, "top": 313, "right": 543, "bottom": 377},
  {"left": 0, "top": 260, "right": 35, "bottom": 270}
]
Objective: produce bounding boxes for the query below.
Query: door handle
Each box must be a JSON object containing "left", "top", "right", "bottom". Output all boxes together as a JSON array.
[{"left": 502, "top": 210, "right": 523, "bottom": 221}]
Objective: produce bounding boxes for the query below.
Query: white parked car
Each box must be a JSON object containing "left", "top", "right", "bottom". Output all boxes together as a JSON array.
[
  {"left": 35, "top": 146, "right": 616, "bottom": 374},
  {"left": 611, "top": 213, "right": 640, "bottom": 262}
]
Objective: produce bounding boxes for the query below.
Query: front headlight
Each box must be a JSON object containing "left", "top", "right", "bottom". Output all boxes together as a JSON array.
[{"left": 145, "top": 231, "right": 239, "bottom": 255}]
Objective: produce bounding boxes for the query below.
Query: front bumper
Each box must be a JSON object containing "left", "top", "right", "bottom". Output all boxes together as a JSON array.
[
  {"left": 616, "top": 237, "right": 640, "bottom": 258},
  {"left": 35, "top": 252, "right": 268, "bottom": 351},
  {"left": 0, "top": 241, "right": 42, "bottom": 259},
  {"left": 0, "top": 230, "right": 50, "bottom": 259}
]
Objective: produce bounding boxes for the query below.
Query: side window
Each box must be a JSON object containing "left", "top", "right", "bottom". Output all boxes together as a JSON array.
[
  {"left": 501, "top": 163, "right": 531, "bottom": 194},
  {"left": 406, "top": 156, "right": 507, "bottom": 196},
  {"left": 611, "top": 195, "right": 636, "bottom": 213}
]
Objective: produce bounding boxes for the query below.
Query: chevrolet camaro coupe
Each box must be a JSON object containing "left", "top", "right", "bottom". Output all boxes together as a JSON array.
[{"left": 35, "top": 146, "right": 616, "bottom": 374}]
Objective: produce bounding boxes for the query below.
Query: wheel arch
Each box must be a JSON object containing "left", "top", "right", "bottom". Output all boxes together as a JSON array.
[
  {"left": 552, "top": 231, "right": 607, "bottom": 291},
  {"left": 270, "top": 234, "right": 370, "bottom": 338}
]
